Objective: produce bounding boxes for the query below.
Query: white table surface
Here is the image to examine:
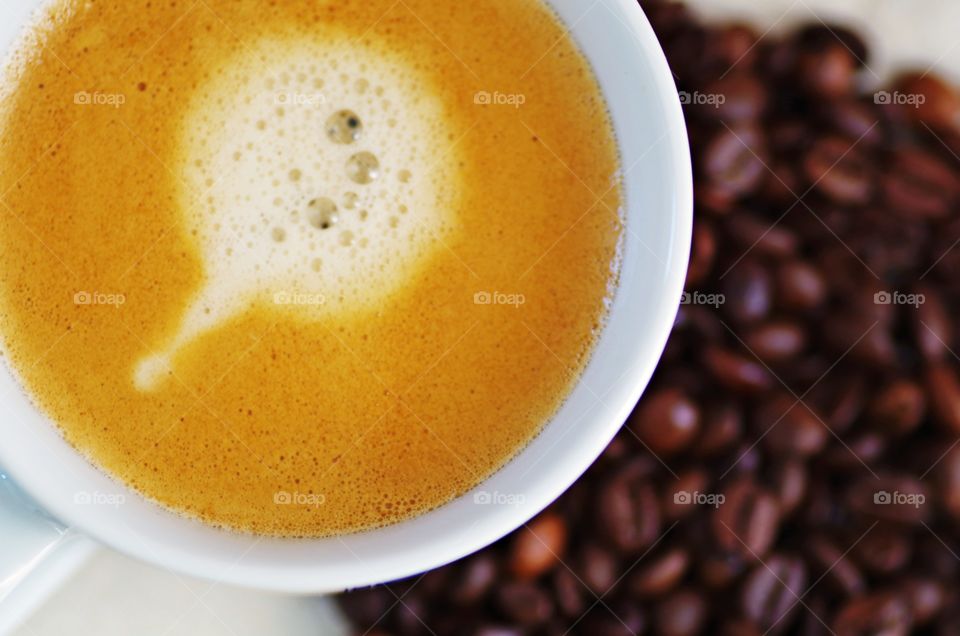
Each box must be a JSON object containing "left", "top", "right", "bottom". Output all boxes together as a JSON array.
[{"left": 14, "top": 0, "right": 960, "bottom": 634}]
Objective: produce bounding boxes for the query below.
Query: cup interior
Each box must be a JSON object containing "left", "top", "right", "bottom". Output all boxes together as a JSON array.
[{"left": 0, "top": 0, "right": 691, "bottom": 592}]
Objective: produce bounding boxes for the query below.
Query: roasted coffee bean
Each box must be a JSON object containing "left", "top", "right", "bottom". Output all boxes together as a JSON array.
[
  {"left": 704, "top": 345, "right": 775, "bottom": 393},
  {"left": 832, "top": 592, "right": 912, "bottom": 636},
  {"left": 713, "top": 479, "right": 781, "bottom": 559},
  {"left": 575, "top": 543, "right": 619, "bottom": 595},
  {"left": 702, "top": 123, "right": 767, "bottom": 198},
  {"left": 868, "top": 380, "right": 926, "bottom": 436},
  {"left": 938, "top": 445, "right": 960, "bottom": 520},
  {"left": 743, "top": 321, "right": 807, "bottom": 363},
  {"left": 629, "top": 547, "right": 690, "bottom": 598},
  {"left": 655, "top": 588, "right": 708, "bottom": 636},
  {"left": 725, "top": 214, "right": 799, "bottom": 258},
  {"left": 926, "top": 363, "right": 960, "bottom": 434},
  {"left": 687, "top": 221, "right": 717, "bottom": 287},
  {"left": 700, "top": 74, "right": 767, "bottom": 122},
  {"left": 552, "top": 568, "right": 586, "bottom": 618},
  {"left": 740, "top": 553, "right": 807, "bottom": 632},
  {"left": 914, "top": 285, "right": 953, "bottom": 362},
  {"left": 598, "top": 460, "right": 662, "bottom": 554},
  {"left": 768, "top": 459, "right": 808, "bottom": 518},
  {"left": 799, "top": 43, "right": 857, "bottom": 98},
  {"left": 509, "top": 512, "right": 568, "bottom": 580},
  {"left": 854, "top": 525, "right": 913, "bottom": 574},
  {"left": 495, "top": 581, "right": 553, "bottom": 626},
  {"left": 776, "top": 260, "right": 827, "bottom": 311},
  {"left": 806, "top": 535, "right": 865, "bottom": 597},
  {"left": 452, "top": 554, "right": 498, "bottom": 605},
  {"left": 693, "top": 400, "right": 744, "bottom": 457},
  {"left": 628, "top": 388, "right": 700, "bottom": 456},
  {"left": 901, "top": 577, "right": 946, "bottom": 626},
  {"left": 755, "top": 395, "right": 828, "bottom": 457},
  {"left": 893, "top": 72, "right": 960, "bottom": 132},
  {"left": 580, "top": 604, "right": 647, "bottom": 636},
  {"left": 803, "top": 136, "right": 874, "bottom": 204},
  {"left": 883, "top": 148, "right": 959, "bottom": 220},
  {"left": 722, "top": 261, "right": 773, "bottom": 324}
]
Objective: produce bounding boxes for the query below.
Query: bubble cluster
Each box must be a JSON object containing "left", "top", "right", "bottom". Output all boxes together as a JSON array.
[{"left": 133, "top": 36, "right": 459, "bottom": 390}]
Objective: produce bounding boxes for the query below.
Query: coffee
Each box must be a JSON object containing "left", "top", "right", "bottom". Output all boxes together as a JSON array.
[{"left": 0, "top": 0, "right": 622, "bottom": 536}]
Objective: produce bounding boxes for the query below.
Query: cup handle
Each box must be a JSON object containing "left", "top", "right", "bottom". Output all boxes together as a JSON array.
[{"left": 0, "top": 471, "right": 97, "bottom": 632}]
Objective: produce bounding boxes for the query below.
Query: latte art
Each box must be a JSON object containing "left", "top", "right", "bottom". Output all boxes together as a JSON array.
[
  {"left": 0, "top": 0, "right": 622, "bottom": 536},
  {"left": 134, "top": 37, "right": 460, "bottom": 390}
]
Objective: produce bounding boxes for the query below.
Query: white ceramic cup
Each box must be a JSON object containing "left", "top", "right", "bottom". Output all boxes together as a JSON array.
[{"left": 0, "top": 0, "right": 691, "bottom": 613}]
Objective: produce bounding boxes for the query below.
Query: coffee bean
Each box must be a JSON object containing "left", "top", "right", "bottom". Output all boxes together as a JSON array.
[
  {"left": 832, "top": 592, "right": 912, "bottom": 636},
  {"left": 575, "top": 542, "right": 619, "bottom": 595},
  {"left": 743, "top": 321, "right": 808, "bottom": 363},
  {"left": 495, "top": 581, "right": 553, "bottom": 626},
  {"left": 725, "top": 214, "right": 799, "bottom": 259},
  {"left": 509, "top": 512, "right": 567, "bottom": 580},
  {"left": 687, "top": 221, "right": 717, "bottom": 287},
  {"left": 704, "top": 345, "right": 775, "bottom": 393},
  {"left": 452, "top": 554, "right": 498, "bottom": 605},
  {"left": 768, "top": 459, "right": 808, "bottom": 518},
  {"left": 799, "top": 43, "right": 857, "bottom": 98},
  {"left": 755, "top": 395, "right": 828, "bottom": 457},
  {"left": 661, "top": 469, "right": 710, "bottom": 521},
  {"left": 914, "top": 285, "right": 953, "bottom": 362},
  {"left": 598, "top": 460, "right": 662, "bottom": 554},
  {"left": 848, "top": 474, "right": 930, "bottom": 524},
  {"left": 926, "top": 363, "right": 960, "bottom": 434},
  {"left": 806, "top": 535, "right": 865, "bottom": 597},
  {"left": 722, "top": 261, "right": 773, "bottom": 324},
  {"left": 551, "top": 568, "right": 585, "bottom": 618},
  {"left": 883, "top": 148, "right": 959, "bottom": 220},
  {"left": 629, "top": 388, "right": 700, "bottom": 456},
  {"left": 713, "top": 478, "right": 781, "bottom": 559},
  {"left": 629, "top": 547, "right": 690, "bottom": 598},
  {"left": 869, "top": 380, "right": 926, "bottom": 436},
  {"left": 655, "top": 588, "right": 708, "bottom": 636},
  {"left": 702, "top": 123, "right": 767, "bottom": 198},
  {"left": 804, "top": 136, "right": 874, "bottom": 204},
  {"left": 693, "top": 401, "right": 744, "bottom": 457},
  {"left": 740, "top": 553, "right": 807, "bottom": 632},
  {"left": 777, "top": 260, "right": 827, "bottom": 311}
]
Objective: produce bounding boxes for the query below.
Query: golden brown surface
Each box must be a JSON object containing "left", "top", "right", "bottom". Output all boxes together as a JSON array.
[{"left": 0, "top": 0, "right": 622, "bottom": 536}]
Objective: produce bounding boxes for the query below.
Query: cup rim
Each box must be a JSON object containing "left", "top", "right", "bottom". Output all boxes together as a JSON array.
[{"left": 0, "top": 0, "right": 692, "bottom": 593}]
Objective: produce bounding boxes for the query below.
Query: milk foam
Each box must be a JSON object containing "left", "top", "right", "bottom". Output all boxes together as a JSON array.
[{"left": 134, "top": 37, "right": 459, "bottom": 390}]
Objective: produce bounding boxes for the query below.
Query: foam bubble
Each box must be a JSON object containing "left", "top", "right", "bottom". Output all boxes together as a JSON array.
[{"left": 133, "top": 37, "right": 460, "bottom": 390}]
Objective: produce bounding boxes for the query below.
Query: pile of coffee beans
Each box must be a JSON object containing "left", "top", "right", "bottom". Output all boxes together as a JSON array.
[{"left": 338, "top": 1, "right": 960, "bottom": 633}]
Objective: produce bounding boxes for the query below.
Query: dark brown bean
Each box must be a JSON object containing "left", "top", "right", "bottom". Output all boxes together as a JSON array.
[
  {"left": 495, "top": 582, "right": 553, "bottom": 626},
  {"left": 868, "top": 380, "right": 926, "bottom": 437},
  {"left": 598, "top": 461, "right": 662, "bottom": 554},
  {"left": 832, "top": 592, "right": 912, "bottom": 636},
  {"left": 740, "top": 553, "right": 807, "bottom": 632},
  {"left": 629, "top": 547, "right": 690, "bottom": 598},
  {"left": 655, "top": 588, "right": 708, "bottom": 636},
  {"left": 804, "top": 136, "right": 874, "bottom": 204},
  {"left": 755, "top": 395, "right": 828, "bottom": 457},
  {"left": 777, "top": 260, "right": 827, "bottom": 311},
  {"left": 704, "top": 345, "right": 775, "bottom": 393},
  {"left": 713, "top": 479, "right": 781, "bottom": 560},
  {"left": 743, "top": 321, "right": 808, "bottom": 363},
  {"left": 628, "top": 388, "right": 701, "bottom": 456},
  {"left": 926, "top": 363, "right": 960, "bottom": 434},
  {"left": 722, "top": 261, "right": 773, "bottom": 324},
  {"left": 509, "top": 512, "right": 567, "bottom": 580},
  {"left": 702, "top": 123, "right": 768, "bottom": 198}
]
